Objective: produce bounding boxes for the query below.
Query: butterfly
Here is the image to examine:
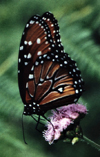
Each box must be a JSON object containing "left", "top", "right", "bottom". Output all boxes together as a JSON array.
[{"left": 18, "top": 11, "right": 84, "bottom": 117}]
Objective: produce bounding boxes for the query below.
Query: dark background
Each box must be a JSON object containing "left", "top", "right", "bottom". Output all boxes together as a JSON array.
[{"left": 0, "top": 0, "right": 100, "bottom": 156}]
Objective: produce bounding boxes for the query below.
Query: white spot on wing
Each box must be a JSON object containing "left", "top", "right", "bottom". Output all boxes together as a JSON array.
[
  {"left": 36, "top": 38, "right": 41, "bottom": 44},
  {"left": 43, "top": 54, "right": 47, "bottom": 58},
  {"left": 55, "top": 55, "right": 58, "bottom": 58},
  {"left": 24, "top": 41, "right": 27, "bottom": 45},
  {"left": 40, "top": 78, "right": 44, "bottom": 82},
  {"left": 19, "top": 58, "right": 21, "bottom": 63},
  {"left": 27, "top": 53, "right": 31, "bottom": 59},
  {"left": 26, "top": 24, "right": 29, "bottom": 28},
  {"left": 30, "top": 20, "right": 34, "bottom": 24},
  {"left": 52, "top": 44, "right": 55, "bottom": 47},
  {"left": 29, "top": 74, "right": 34, "bottom": 79},
  {"left": 31, "top": 66, "right": 34, "bottom": 71},
  {"left": 37, "top": 51, "right": 42, "bottom": 56},
  {"left": 33, "top": 102, "right": 36, "bottom": 105},
  {"left": 35, "top": 61, "right": 39, "bottom": 66},
  {"left": 36, "top": 21, "right": 39, "bottom": 24},
  {"left": 51, "top": 24, "right": 54, "bottom": 27},
  {"left": 28, "top": 41, "right": 32, "bottom": 45},
  {"left": 58, "top": 87, "right": 63, "bottom": 93},
  {"left": 24, "top": 55, "right": 27, "bottom": 58},
  {"left": 24, "top": 62, "right": 28, "bottom": 65},
  {"left": 42, "top": 17, "right": 46, "bottom": 20},
  {"left": 39, "top": 56, "right": 42, "bottom": 59},
  {"left": 48, "top": 34, "right": 50, "bottom": 37},
  {"left": 73, "top": 69, "right": 76, "bottom": 72},
  {"left": 41, "top": 60, "right": 44, "bottom": 64},
  {"left": 20, "top": 46, "right": 24, "bottom": 50},
  {"left": 47, "top": 56, "right": 50, "bottom": 59},
  {"left": 46, "top": 75, "right": 49, "bottom": 79},
  {"left": 26, "top": 82, "right": 28, "bottom": 88},
  {"left": 38, "top": 83, "right": 42, "bottom": 86},
  {"left": 75, "top": 89, "right": 79, "bottom": 94},
  {"left": 52, "top": 59, "right": 55, "bottom": 61},
  {"left": 64, "top": 61, "right": 67, "bottom": 64},
  {"left": 80, "top": 89, "right": 82, "bottom": 92},
  {"left": 45, "top": 41, "right": 48, "bottom": 44},
  {"left": 48, "top": 47, "right": 51, "bottom": 50}
]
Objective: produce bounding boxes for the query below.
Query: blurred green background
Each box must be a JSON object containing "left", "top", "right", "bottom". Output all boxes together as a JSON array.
[{"left": 0, "top": 0, "right": 100, "bottom": 156}]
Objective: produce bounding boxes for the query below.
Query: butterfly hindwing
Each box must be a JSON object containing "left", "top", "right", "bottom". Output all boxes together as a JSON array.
[{"left": 23, "top": 51, "right": 84, "bottom": 115}]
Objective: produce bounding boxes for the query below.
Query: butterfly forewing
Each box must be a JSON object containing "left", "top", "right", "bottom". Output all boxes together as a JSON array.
[
  {"left": 42, "top": 12, "right": 63, "bottom": 49},
  {"left": 18, "top": 13, "right": 56, "bottom": 103}
]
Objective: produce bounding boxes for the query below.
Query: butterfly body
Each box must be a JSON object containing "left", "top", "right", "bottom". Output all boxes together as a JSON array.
[{"left": 18, "top": 12, "right": 84, "bottom": 116}]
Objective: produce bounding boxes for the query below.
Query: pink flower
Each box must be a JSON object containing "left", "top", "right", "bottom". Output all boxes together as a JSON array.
[{"left": 43, "top": 104, "right": 87, "bottom": 144}]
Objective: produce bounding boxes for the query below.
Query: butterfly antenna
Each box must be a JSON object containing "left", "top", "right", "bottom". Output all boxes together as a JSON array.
[
  {"left": 35, "top": 115, "right": 42, "bottom": 133},
  {"left": 22, "top": 113, "right": 27, "bottom": 144}
]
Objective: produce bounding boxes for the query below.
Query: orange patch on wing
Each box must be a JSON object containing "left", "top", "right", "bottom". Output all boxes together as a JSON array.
[{"left": 40, "top": 86, "right": 75, "bottom": 105}]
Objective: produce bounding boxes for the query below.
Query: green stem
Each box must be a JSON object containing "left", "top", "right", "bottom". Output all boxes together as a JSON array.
[{"left": 82, "top": 135, "right": 100, "bottom": 151}]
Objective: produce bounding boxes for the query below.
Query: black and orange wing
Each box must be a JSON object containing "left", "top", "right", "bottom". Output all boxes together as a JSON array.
[
  {"left": 23, "top": 50, "right": 84, "bottom": 115},
  {"left": 18, "top": 12, "right": 60, "bottom": 104},
  {"left": 18, "top": 12, "right": 84, "bottom": 116},
  {"left": 42, "top": 12, "right": 63, "bottom": 49}
]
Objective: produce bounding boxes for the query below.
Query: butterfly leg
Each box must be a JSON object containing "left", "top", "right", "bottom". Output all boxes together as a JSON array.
[
  {"left": 42, "top": 115, "right": 55, "bottom": 132},
  {"left": 35, "top": 115, "right": 42, "bottom": 133}
]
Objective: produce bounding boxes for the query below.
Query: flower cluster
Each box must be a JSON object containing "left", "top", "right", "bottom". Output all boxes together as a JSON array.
[{"left": 43, "top": 104, "right": 87, "bottom": 144}]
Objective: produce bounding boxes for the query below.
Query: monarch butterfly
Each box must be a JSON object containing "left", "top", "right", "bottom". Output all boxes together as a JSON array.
[{"left": 18, "top": 12, "right": 84, "bottom": 117}]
